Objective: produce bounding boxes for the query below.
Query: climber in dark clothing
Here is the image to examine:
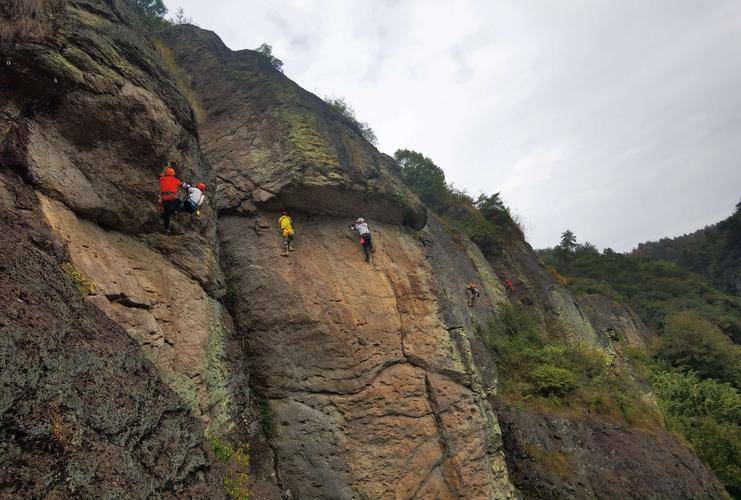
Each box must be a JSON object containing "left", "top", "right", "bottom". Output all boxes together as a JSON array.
[
  {"left": 349, "top": 218, "right": 374, "bottom": 262},
  {"left": 466, "top": 283, "right": 481, "bottom": 307}
]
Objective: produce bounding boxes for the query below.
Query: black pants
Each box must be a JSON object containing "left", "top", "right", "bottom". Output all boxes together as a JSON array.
[
  {"left": 181, "top": 199, "right": 198, "bottom": 214},
  {"left": 361, "top": 233, "right": 373, "bottom": 261},
  {"left": 162, "top": 199, "right": 181, "bottom": 229}
]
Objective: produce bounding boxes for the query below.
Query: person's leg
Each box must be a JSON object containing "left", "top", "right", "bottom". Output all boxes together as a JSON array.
[
  {"left": 182, "top": 200, "right": 197, "bottom": 214},
  {"left": 282, "top": 235, "right": 290, "bottom": 256},
  {"left": 162, "top": 200, "right": 174, "bottom": 229},
  {"left": 288, "top": 234, "right": 295, "bottom": 251},
  {"left": 365, "top": 233, "right": 374, "bottom": 252},
  {"left": 362, "top": 240, "right": 370, "bottom": 262}
]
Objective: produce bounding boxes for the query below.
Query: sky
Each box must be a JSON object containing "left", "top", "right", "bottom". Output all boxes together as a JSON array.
[{"left": 164, "top": 0, "right": 741, "bottom": 251}]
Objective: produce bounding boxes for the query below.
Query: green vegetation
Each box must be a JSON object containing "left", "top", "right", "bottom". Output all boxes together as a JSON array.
[
  {"left": 636, "top": 199, "right": 741, "bottom": 295},
  {"left": 208, "top": 434, "right": 250, "bottom": 499},
  {"left": 255, "top": 43, "right": 284, "bottom": 73},
  {"left": 479, "top": 304, "right": 660, "bottom": 429},
  {"left": 255, "top": 396, "right": 273, "bottom": 440},
  {"left": 647, "top": 364, "right": 741, "bottom": 497},
  {"left": 539, "top": 232, "right": 741, "bottom": 343},
  {"left": 60, "top": 261, "right": 95, "bottom": 297},
  {"left": 324, "top": 96, "right": 378, "bottom": 145},
  {"left": 130, "top": 0, "right": 170, "bottom": 30},
  {"left": 394, "top": 148, "right": 523, "bottom": 255},
  {"left": 541, "top": 222, "right": 741, "bottom": 493},
  {"left": 661, "top": 311, "right": 741, "bottom": 388}
]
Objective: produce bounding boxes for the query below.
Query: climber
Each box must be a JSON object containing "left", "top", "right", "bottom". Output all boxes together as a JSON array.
[
  {"left": 278, "top": 210, "right": 295, "bottom": 256},
  {"left": 180, "top": 181, "right": 206, "bottom": 215},
  {"left": 349, "top": 218, "right": 374, "bottom": 262},
  {"left": 466, "top": 283, "right": 481, "bottom": 307},
  {"left": 504, "top": 278, "right": 515, "bottom": 297},
  {"left": 159, "top": 162, "right": 182, "bottom": 230}
]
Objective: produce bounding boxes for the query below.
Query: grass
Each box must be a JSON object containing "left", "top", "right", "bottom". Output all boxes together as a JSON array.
[
  {"left": 255, "top": 396, "right": 273, "bottom": 440},
  {"left": 208, "top": 434, "right": 250, "bottom": 499},
  {"left": 0, "top": 0, "right": 67, "bottom": 42},
  {"left": 60, "top": 261, "right": 96, "bottom": 297}
]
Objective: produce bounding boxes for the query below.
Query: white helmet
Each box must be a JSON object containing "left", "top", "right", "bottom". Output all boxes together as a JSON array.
[{"left": 356, "top": 218, "right": 364, "bottom": 223}]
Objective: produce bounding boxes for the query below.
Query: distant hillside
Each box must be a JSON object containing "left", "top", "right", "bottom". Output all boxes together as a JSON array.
[
  {"left": 634, "top": 200, "right": 741, "bottom": 295},
  {"left": 539, "top": 229, "right": 741, "bottom": 495}
]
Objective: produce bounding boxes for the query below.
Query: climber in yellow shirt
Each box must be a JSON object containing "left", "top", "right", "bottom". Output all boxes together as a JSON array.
[{"left": 278, "top": 211, "right": 295, "bottom": 256}]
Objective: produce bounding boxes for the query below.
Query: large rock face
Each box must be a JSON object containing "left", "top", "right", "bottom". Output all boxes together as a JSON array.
[
  {"left": 156, "top": 26, "right": 427, "bottom": 229},
  {"left": 159, "top": 23, "right": 727, "bottom": 500},
  {"left": 0, "top": 175, "right": 224, "bottom": 498},
  {"left": 219, "top": 214, "right": 515, "bottom": 498},
  {"left": 1, "top": 1, "right": 269, "bottom": 497},
  {"left": 0, "top": 2, "right": 728, "bottom": 498},
  {"left": 497, "top": 404, "right": 728, "bottom": 499}
]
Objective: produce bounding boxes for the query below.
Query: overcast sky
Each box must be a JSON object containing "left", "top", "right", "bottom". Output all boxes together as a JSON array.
[{"left": 164, "top": 0, "right": 741, "bottom": 251}]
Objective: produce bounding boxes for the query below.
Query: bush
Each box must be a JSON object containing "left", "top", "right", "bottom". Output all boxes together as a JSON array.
[
  {"left": 531, "top": 364, "right": 577, "bottom": 396},
  {"left": 60, "top": 261, "right": 95, "bottom": 297},
  {"left": 324, "top": 96, "right": 377, "bottom": 145},
  {"left": 660, "top": 311, "right": 741, "bottom": 388},
  {"left": 255, "top": 43, "right": 284, "bottom": 73},
  {"left": 649, "top": 366, "right": 741, "bottom": 496},
  {"left": 480, "top": 304, "right": 658, "bottom": 426},
  {"left": 208, "top": 434, "right": 250, "bottom": 499}
]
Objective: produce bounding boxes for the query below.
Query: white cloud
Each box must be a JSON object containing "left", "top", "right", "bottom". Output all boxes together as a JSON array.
[{"left": 165, "top": 0, "right": 741, "bottom": 251}]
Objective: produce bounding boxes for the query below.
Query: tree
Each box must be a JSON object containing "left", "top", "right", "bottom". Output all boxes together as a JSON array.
[
  {"left": 560, "top": 230, "right": 577, "bottom": 252},
  {"left": 255, "top": 43, "right": 284, "bottom": 73},
  {"left": 394, "top": 149, "right": 447, "bottom": 210},
  {"left": 171, "top": 7, "right": 193, "bottom": 25},
  {"left": 474, "top": 192, "right": 506, "bottom": 219},
  {"left": 131, "top": 0, "right": 167, "bottom": 19},
  {"left": 324, "top": 96, "right": 378, "bottom": 145}
]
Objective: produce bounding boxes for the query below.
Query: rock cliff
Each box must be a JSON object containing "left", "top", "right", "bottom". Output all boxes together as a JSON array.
[{"left": 0, "top": 2, "right": 728, "bottom": 498}]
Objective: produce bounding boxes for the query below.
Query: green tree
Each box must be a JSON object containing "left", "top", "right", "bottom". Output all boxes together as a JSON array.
[
  {"left": 560, "top": 230, "right": 577, "bottom": 252},
  {"left": 131, "top": 0, "right": 167, "bottom": 19},
  {"left": 255, "top": 43, "right": 284, "bottom": 73},
  {"left": 394, "top": 149, "right": 447, "bottom": 210},
  {"left": 474, "top": 192, "right": 506, "bottom": 218}
]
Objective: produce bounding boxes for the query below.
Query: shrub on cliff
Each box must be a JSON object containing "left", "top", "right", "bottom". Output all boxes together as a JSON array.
[
  {"left": 482, "top": 304, "right": 658, "bottom": 425},
  {"left": 530, "top": 364, "right": 578, "bottom": 396},
  {"left": 324, "top": 96, "right": 377, "bottom": 145},
  {"left": 131, "top": 0, "right": 171, "bottom": 30},
  {"left": 255, "top": 43, "right": 284, "bottom": 73},
  {"left": 394, "top": 148, "right": 523, "bottom": 255}
]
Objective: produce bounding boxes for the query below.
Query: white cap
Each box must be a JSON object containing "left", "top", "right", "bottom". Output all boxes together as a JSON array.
[{"left": 356, "top": 218, "right": 364, "bottom": 223}]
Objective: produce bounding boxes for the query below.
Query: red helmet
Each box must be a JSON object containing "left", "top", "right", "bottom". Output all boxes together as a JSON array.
[
  {"left": 281, "top": 210, "right": 288, "bottom": 215},
  {"left": 196, "top": 182, "right": 206, "bottom": 190},
  {"left": 163, "top": 167, "right": 175, "bottom": 176}
]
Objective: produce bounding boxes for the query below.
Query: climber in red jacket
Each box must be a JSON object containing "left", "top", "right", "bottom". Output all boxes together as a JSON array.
[{"left": 159, "top": 162, "right": 182, "bottom": 230}]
